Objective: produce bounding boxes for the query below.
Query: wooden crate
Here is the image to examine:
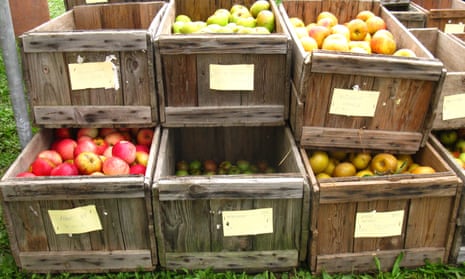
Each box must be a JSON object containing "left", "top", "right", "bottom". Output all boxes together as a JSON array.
[
  {"left": 429, "top": 134, "right": 465, "bottom": 264},
  {"left": 449, "top": 32, "right": 465, "bottom": 45},
  {"left": 152, "top": 126, "right": 310, "bottom": 271},
  {"left": 408, "top": 28, "right": 465, "bottom": 131},
  {"left": 386, "top": 2, "right": 426, "bottom": 28},
  {"left": 154, "top": 0, "right": 292, "bottom": 127},
  {"left": 64, "top": 0, "right": 159, "bottom": 10},
  {"left": 0, "top": 127, "right": 161, "bottom": 273},
  {"left": 301, "top": 141, "right": 462, "bottom": 274},
  {"left": 20, "top": 2, "right": 168, "bottom": 128},
  {"left": 412, "top": 0, "right": 465, "bottom": 32},
  {"left": 381, "top": 0, "right": 411, "bottom": 10},
  {"left": 280, "top": 0, "right": 446, "bottom": 154}
]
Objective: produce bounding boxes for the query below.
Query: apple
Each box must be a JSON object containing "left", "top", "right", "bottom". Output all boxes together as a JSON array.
[
  {"left": 309, "top": 150, "right": 329, "bottom": 174},
  {"left": 74, "top": 139, "right": 98, "bottom": 157},
  {"left": 104, "top": 132, "right": 125, "bottom": 146},
  {"left": 350, "top": 47, "right": 369, "bottom": 54},
  {"left": 176, "top": 169, "right": 189, "bottom": 176},
  {"left": 322, "top": 33, "right": 349, "bottom": 51},
  {"left": 366, "top": 15, "right": 386, "bottom": 35},
  {"left": 135, "top": 150, "right": 150, "bottom": 167},
  {"left": 203, "top": 159, "right": 218, "bottom": 173},
  {"left": 356, "top": 10, "right": 376, "bottom": 21},
  {"left": 455, "top": 158, "right": 465, "bottom": 169},
  {"left": 329, "top": 150, "right": 347, "bottom": 161},
  {"left": 30, "top": 157, "right": 55, "bottom": 176},
  {"left": 16, "top": 171, "right": 36, "bottom": 178},
  {"left": 370, "top": 30, "right": 396, "bottom": 55},
  {"left": 173, "top": 21, "right": 185, "bottom": 34},
  {"left": 77, "top": 135, "right": 93, "bottom": 143},
  {"left": 331, "top": 24, "right": 351, "bottom": 41},
  {"left": 129, "top": 164, "right": 147, "bottom": 175},
  {"left": 317, "top": 11, "right": 338, "bottom": 27},
  {"left": 393, "top": 48, "right": 417, "bottom": 57},
  {"left": 397, "top": 154, "right": 414, "bottom": 170},
  {"left": 50, "top": 162, "right": 79, "bottom": 176},
  {"left": 219, "top": 160, "right": 232, "bottom": 173},
  {"left": 102, "top": 156, "right": 130, "bottom": 175},
  {"left": 250, "top": 0, "right": 270, "bottom": 18},
  {"left": 300, "top": 36, "right": 318, "bottom": 51},
  {"left": 373, "top": 29, "right": 394, "bottom": 39},
  {"left": 356, "top": 169, "right": 374, "bottom": 177},
  {"left": 112, "top": 140, "right": 136, "bottom": 164},
  {"left": 332, "top": 162, "right": 356, "bottom": 177},
  {"left": 230, "top": 4, "right": 249, "bottom": 14},
  {"left": 346, "top": 18, "right": 368, "bottom": 41},
  {"left": 189, "top": 160, "right": 202, "bottom": 173},
  {"left": 99, "top": 128, "right": 118, "bottom": 138},
  {"left": 255, "top": 10, "right": 275, "bottom": 32},
  {"left": 410, "top": 166, "right": 436, "bottom": 174},
  {"left": 349, "top": 41, "right": 371, "bottom": 54},
  {"left": 317, "top": 17, "right": 336, "bottom": 28},
  {"left": 176, "top": 160, "right": 189, "bottom": 171},
  {"left": 289, "top": 17, "right": 305, "bottom": 28},
  {"left": 207, "top": 13, "right": 229, "bottom": 26},
  {"left": 254, "top": 26, "right": 271, "bottom": 34},
  {"left": 77, "top": 127, "right": 99, "bottom": 139},
  {"left": 54, "top": 128, "right": 73, "bottom": 139},
  {"left": 53, "top": 138, "right": 77, "bottom": 161},
  {"left": 459, "top": 152, "right": 465, "bottom": 164},
  {"left": 370, "top": 153, "right": 397, "bottom": 175},
  {"left": 316, "top": 172, "right": 332, "bottom": 180},
  {"left": 308, "top": 25, "right": 331, "bottom": 48},
  {"left": 93, "top": 137, "right": 109, "bottom": 155},
  {"left": 75, "top": 151, "right": 102, "bottom": 175},
  {"left": 103, "top": 146, "right": 113, "bottom": 158},
  {"left": 323, "top": 158, "right": 337, "bottom": 176},
  {"left": 38, "top": 150, "right": 63, "bottom": 166},
  {"left": 295, "top": 27, "right": 310, "bottom": 38},
  {"left": 215, "top": 8, "right": 231, "bottom": 18},
  {"left": 237, "top": 160, "right": 250, "bottom": 172},
  {"left": 175, "top": 14, "right": 191, "bottom": 23},
  {"left": 439, "top": 130, "right": 458, "bottom": 146},
  {"left": 136, "top": 128, "right": 154, "bottom": 146},
  {"left": 236, "top": 16, "right": 256, "bottom": 28},
  {"left": 350, "top": 152, "right": 372, "bottom": 170},
  {"left": 230, "top": 9, "right": 252, "bottom": 24},
  {"left": 180, "top": 21, "right": 206, "bottom": 34}
]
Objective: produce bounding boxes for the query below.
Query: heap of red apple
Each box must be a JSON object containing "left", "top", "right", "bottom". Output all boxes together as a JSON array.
[{"left": 16, "top": 127, "right": 155, "bottom": 177}]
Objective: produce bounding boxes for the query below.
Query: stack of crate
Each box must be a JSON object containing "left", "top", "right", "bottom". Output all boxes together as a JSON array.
[
  {"left": 279, "top": 0, "right": 463, "bottom": 274},
  {"left": 0, "top": 2, "right": 168, "bottom": 274}
]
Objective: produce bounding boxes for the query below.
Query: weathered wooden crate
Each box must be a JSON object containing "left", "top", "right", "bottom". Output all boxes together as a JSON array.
[
  {"left": 429, "top": 134, "right": 465, "bottom": 264},
  {"left": 154, "top": 0, "right": 292, "bottom": 127},
  {"left": 20, "top": 2, "right": 168, "bottom": 128},
  {"left": 64, "top": 0, "right": 159, "bottom": 11},
  {"left": 381, "top": 0, "right": 411, "bottom": 10},
  {"left": 0, "top": 127, "right": 161, "bottom": 273},
  {"left": 385, "top": 2, "right": 426, "bottom": 28},
  {"left": 408, "top": 28, "right": 465, "bottom": 131},
  {"left": 152, "top": 126, "right": 310, "bottom": 271},
  {"left": 412, "top": 0, "right": 465, "bottom": 32},
  {"left": 300, "top": 141, "right": 462, "bottom": 274},
  {"left": 448, "top": 31, "right": 465, "bottom": 45},
  {"left": 280, "top": 0, "right": 446, "bottom": 154}
]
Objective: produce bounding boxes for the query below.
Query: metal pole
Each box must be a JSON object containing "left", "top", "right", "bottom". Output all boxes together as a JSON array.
[{"left": 0, "top": 0, "right": 33, "bottom": 149}]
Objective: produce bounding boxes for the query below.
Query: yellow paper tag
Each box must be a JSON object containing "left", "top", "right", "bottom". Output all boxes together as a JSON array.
[
  {"left": 48, "top": 205, "right": 103, "bottom": 235},
  {"left": 86, "top": 0, "right": 108, "bottom": 3},
  {"left": 443, "top": 94, "right": 465, "bottom": 120},
  {"left": 354, "top": 210, "right": 404, "bottom": 238},
  {"left": 209, "top": 64, "right": 254, "bottom": 91},
  {"left": 68, "top": 61, "right": 116, "bottom": 90},
  {"left": 329, "top": 88, "right": 380, "bottom": 117},
  {"left": 222, "top": 208, "right": 273, "bottom": 236},
  {"left": 444, "top": 23, "right": 465, "bottom": 34}
]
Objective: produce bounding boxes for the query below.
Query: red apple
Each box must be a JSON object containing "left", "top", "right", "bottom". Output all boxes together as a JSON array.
[
  {"left": 74, "top": 140, "right": 98, "bottom": 157},
  {"left": 102, "top": 156, "right": 130, "bottom": 175},
  {"left": 53, "top": 138, "right": 77, "bottom": 161},
  {"left": 54, "top": 128, "right": 73, "bottom": 139},
  {"left": 30, "top": 157, "right": 55, "bottom": 176},
  {"left": 112, "top": 140, "right": 137, "bottom": 164},
  {"left": 16, "top": 171, "right": 36, "bottom": 178},
  {"left": 104, "top": 132, "right": 125, "bottom": 146},
  {"left": 135, "top": 144, "right": 150, "bottom": 153},
  {"left": 74, "top": 151, "right": 103, "bottom": 175},
  {"left": 99, "top": 128, "right": 118, "bottom": 138},
  {"left": 77, "top": 128, "right": 99, "bottom": 139},
  {"left": 136, "top": 128, "right": 154, "bottom": 146},
  {"left": 93, "top": 137, "right": 109, "bottom": 155},
  {"left": 103, "top": 146, "right": 113, "bottom": 158},
  {"left": 135, "top": 151, "right": 150, "bottom": 167},
  {"left": 308, "top": 25, "right": 331, "bottom": 48},
  {"left": 130, "top": 164, "right": 147, "bottom": 175},
  {"left": 38, "top": 150, "right": 63, "bottom": 166},
  {"left": 50, "top": 162, "right": 79, "bottom": 176}
]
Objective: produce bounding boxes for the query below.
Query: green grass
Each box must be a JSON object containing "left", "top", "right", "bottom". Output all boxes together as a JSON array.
[{"left": 1, "top": 0, "right": 465, "bottom": 278}]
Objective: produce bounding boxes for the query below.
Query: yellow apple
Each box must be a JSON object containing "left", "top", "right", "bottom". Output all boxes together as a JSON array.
[
  {"left": 349, "top": 41, "right": 371, "bottom": 53},
  {"left": 410, "top": 166, "right": 436, "bottom": 174},
  {"left": 346, "top": 18, "right": 368, "bottom": 41},
  {"left": 351, "top": 152, "right": 372, "bottom": 170},
  {"left": 300, "top": 36, "right": 319, "bottom": 51},
  {"left": 356, "top": 10, "right": 376, "bottom": 21},
  {"left": 333, "top": 162, "right": 357, "bottom": 177},
  {"left": 317, "top": 172, "right": 332, "bottom": 180},
  {"left": 322, "top": 33, "right": 349, "bottom": 51},
  {"left": 370, "top": 153, "right": 398, "bottom": 175},
  {"left": 371, "top": 30, "right": 396, "bottom": 55},
  {"left": 290, "top": 17, "right": 305, "bottom": 28},
  {"left": 317, "top": 11, "right": 338, "bottom": 27},
  {"left": 356, "top": 169, "right": 374, "bottom": 177},
  {"left": 295, "top": 26, "right": 310, "bottom": 38},
  {"left": 308, "top": 25, "right": 331, "bottom": 48},
  {"left": 331, "top": 24, "right": 350, "bottom": 41},
  {"left": 309, "top": 150, "right": 330, "bottom": 174},
  {"left": 366, "top": 15, "right": 386, "bottom": 35},
  {"left": 393, "top": 48, "right": 417, "bottom": 57}
]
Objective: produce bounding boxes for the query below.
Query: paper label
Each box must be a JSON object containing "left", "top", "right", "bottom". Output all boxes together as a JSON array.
[
  {"left": 209, "top": 64, "right": 254, "bottom": 91},
  {"left": 48, "top": 205, "right": 103, "bottom": 235},
  {"left": 68, "top": 60, "right": 116, "bottom": 90},
  {"left": 86, "top": 0, "right": 108, "bottom": 3},
  {"left": 222, "top": 208, "right": 273, "bottom": 236},
  {"left": 354, "top": 210, "right": 404, "bottom": 238},
  {"left": 443, "top": 94, "right": 465, "bottom": 120},
  {"left": 329, "top": 88, "right": 380, "bottom": 117},
  {"left": 444, "top": 23, "right": 465, "bottom": 34}
]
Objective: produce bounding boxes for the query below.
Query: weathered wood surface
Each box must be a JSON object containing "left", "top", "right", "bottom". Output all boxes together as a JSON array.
[
  {"left": 64, "top": 0, "right": 158, "bottom": 10},
  {"left": 280, "top": 1, "right": 445, "bottom": 153},
  {"left": 155, "top": 0, "right": 292, "bottom": 127},
  {"left": 388, "top": 3, "right": 426, "bottom": 28},
  {"left": 413, "top": 0, "right": 465, "bottom": 31},
  {"left": 152, "top": 126, "right": 310, "bottom": 271},
  {"left": 300, "top": 139, "right": 461, "bottom": 273}
]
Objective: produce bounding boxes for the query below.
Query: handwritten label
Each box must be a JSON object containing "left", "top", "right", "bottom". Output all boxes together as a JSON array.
[
  {"left": 48, "top": 205, "right": 103, "bottom": 235},
  {"left": 444, "top": 23, "right": 465, "bottom": 34},
  {"left": 222, "top": 208, "right": 273, "bottom": 236},
  {"left": 443, "top": 94, "right": 465, "bottom": 120},
  {"left": 354, "top": 210, "right": 404, "bottom": 238},
  {"left": 329, "top": 88, "right": 379, "bottom": 117},
  {"left": 68, "top": 61, "right": 116, "bottom": 90},
  {"left": 86, "top": 0, "right": 108, "bottom": 3},
  {"left": 210, "top": 64, "right": 254, "bottom": 91}
]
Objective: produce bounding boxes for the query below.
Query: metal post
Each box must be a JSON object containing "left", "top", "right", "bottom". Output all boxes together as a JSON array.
[{"left": 0, "top": 0, "right": 33, "bottom": 149}]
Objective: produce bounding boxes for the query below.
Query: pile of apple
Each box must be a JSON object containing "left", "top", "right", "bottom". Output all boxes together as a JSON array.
[
  {"left": 289, "top": 10, "right": 416, "bottom": 56},
  {"left": 436, "top": 129, "right": 465, "bottom": 170},
  {"left": 307, "top": 150, "right": 436, "bottom": 180},
  {"left": 172, "top": 0, "right": 275, "bottom": 34},
  {"left": 16, "top": 127, "right": 155, "bottom": 178},
  {"left": 175, "top": 159, "right": 275, "bottom": 176}
]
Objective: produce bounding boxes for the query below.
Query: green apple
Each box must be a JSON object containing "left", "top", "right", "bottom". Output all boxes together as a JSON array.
[
  {"left": 230, "top": 4, "right": 249, "bottom": 14},
  {"left": 237, "top": 26, "right": 255, "bottom": 34},
  {"left": 230, "top": 9, "right": 252, "bottom": 24},
  {"left": 256, "top": 10, "right": 275, "bottom": 32},
  {"left": 456, "top": 139, "right": 465, "bottom": 152},
  {"left": 216, "top": 25, "right": 235, "bottom": 33},
  {"left": 200, "top": 24, "right": 222, "bottom": 33},
  {"left": 172, "top": 21, "right": 185, "bottom": 34},
  {"left": 250, "top": 0, "right": 270, "bottom": 18},
  {"left": 236, "top": 16, "right": 256, "bottom": 28},
  {"left": 207, "top": 13, "right": 229, "bottom": 26},
  {"left": 180, "top": 21, "right": 207, "bottom": 34},
  {"left": 459, "top": 152, "right": 465, "bottom": 164},
  {"left": 254, "top": 26, "right": 270, "bottom": 34},
  {"left": 175, "top": 14, "right": 191, "bottom": 23},
  {"left": 215, "top": 8, "right": 231, "bottom": 18},
  {"left": 439, "top": 130, "right": 458, "bottom": 146}
]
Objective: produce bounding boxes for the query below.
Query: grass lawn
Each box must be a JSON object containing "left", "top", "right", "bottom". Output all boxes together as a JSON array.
[{"left": 1, "top": 0, "right": 465, "bottom": 278}]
